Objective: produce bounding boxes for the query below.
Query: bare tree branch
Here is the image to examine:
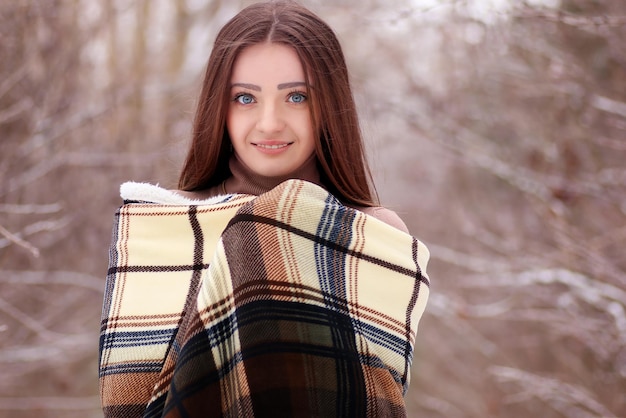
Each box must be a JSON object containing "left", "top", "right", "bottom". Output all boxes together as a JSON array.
[
  {"left": 0, "top": 217, "right": 72, "bottom": 251},
  {"left": 0, "top": 271, "right": 104, "bottom": 292},
  {"left": 0, "top": 203, "right": 62, "bottom": 215},
  {"left": 0, "top": 98, "right": 32, "bottom": 125},
  {"left": 489, "top": 366, "right": 618, "bottom": 418},
  {"left": 0, "top": 224, "right": 39, "bottom": 257},
  {"left": 0, "top": 396, "right": 100, "bottom": 411}
]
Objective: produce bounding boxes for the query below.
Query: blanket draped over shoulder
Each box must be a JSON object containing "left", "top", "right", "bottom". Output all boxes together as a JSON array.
[{"left": 99, "top": 179, "right": 430, "bottom": 418}]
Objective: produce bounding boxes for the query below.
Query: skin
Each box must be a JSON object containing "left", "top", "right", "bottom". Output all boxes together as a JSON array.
[
  {"left": 226, "top": 42, "right": 316, "bottom": 178},
  {"left": 177, "top": 41, "right": 409, "bottom": 234}
]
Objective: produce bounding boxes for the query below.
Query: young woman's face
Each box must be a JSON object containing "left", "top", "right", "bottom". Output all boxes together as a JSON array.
[{"left": 227, "top": 43, "right": 316, "bottom": 178}]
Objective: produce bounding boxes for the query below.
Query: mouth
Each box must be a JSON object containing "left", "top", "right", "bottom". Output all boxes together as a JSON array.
[{"left": 253, "top": 142, "right": 294, "bottom": 150}]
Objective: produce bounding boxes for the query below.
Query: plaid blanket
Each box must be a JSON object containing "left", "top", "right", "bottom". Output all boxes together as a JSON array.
[{"left": 100, "top": 179, "right": 430, "bottom": 417}]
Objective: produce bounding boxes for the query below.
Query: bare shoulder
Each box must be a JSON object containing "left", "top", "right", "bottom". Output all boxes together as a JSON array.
[{"left": 357, "top": 206, "right": 410, "bottom": 234}]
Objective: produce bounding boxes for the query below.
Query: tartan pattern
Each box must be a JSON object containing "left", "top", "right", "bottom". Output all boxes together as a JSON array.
[{"left": 99, "top": 179, "right": 430, "bottom": 417}]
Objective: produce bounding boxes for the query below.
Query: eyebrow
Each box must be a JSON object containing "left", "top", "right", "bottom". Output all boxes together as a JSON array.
[
  {"left": 231, "top": 83, "right": 261, "bottom": 91},
  {"left": 277, "top": 81, "right": 307, "bottom": 90},
  {"left": 230, "top": 81, "right": 307, "bottom": 91}
]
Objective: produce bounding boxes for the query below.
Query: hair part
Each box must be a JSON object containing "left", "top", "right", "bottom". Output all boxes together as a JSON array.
[{"left": 178, "top": 1, "right": 378, "bottom": 207}]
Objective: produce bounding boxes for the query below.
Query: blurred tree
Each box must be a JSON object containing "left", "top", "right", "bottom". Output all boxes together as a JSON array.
[
  {"left": 389, "top": 0, "right": 626, "bottom": 416},
  {"left": 0, "top": 1, "right": 227, "bottom": 416}
]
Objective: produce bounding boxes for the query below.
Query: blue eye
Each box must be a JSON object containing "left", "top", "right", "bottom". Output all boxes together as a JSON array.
[
  {"left": 288, "top": 92, "right": 307, "bottom": 104},
  {"left": 235, "top": 93, "right": 254, "bottom": 105}
]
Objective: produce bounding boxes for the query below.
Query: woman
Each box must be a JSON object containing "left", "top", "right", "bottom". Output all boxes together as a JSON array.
[
  {"left": 99, "top": 2, "right": 430, "bottom": 417},
  {"left": 175, "top": 0, "right": 408, "bottom": 232}
]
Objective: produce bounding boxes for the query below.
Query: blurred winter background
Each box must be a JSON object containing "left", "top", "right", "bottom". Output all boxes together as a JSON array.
[{"left": 1, "top": 0, "right": 625, "bottom": 417}]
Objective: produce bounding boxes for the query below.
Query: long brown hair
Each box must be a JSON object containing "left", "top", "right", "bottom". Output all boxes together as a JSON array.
[{"left": 178, "top": 1, "right": 378, "bottom": 206}]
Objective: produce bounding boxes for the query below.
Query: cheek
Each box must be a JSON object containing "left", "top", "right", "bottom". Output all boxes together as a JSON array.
[
  {"left": 226, "top": 110, "right": 242, "bottom": 142},
  {"left": 301, "top": 114, "right": 316, "bottom": 144}
]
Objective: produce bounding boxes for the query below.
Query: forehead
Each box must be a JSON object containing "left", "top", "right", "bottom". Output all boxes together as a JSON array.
[{"left": 230, "top": 43, "right": 306, "bottom": 84}]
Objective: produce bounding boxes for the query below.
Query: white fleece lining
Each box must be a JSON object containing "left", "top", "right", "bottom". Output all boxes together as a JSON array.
[{"left": 120, "top": 182, "right": 229, "bottom": 205}]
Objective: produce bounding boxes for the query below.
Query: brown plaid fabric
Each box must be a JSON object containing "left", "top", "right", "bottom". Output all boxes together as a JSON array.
[{"left": 99, "top": 179, "right": 430, "bottom": 417}]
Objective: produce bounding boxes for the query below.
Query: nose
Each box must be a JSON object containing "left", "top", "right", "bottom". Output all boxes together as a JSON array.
[{"left": 256, "top": 102, "right": 285, "bottom": 133}]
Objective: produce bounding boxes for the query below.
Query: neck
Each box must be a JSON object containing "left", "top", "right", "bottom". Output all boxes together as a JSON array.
[{"left": 224, "top": 154, "right": 323, "bottom": 195}]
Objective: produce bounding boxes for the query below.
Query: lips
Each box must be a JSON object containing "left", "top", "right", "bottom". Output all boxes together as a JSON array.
[
  {"left": 255, "top": 143, "right": 292, "bottom": 149},
  {"left": 252, "top": 140, "right": 294, "bottom": 151},
  {"left": 252, "top": 140, "right": 293, "bottom": 155}
]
